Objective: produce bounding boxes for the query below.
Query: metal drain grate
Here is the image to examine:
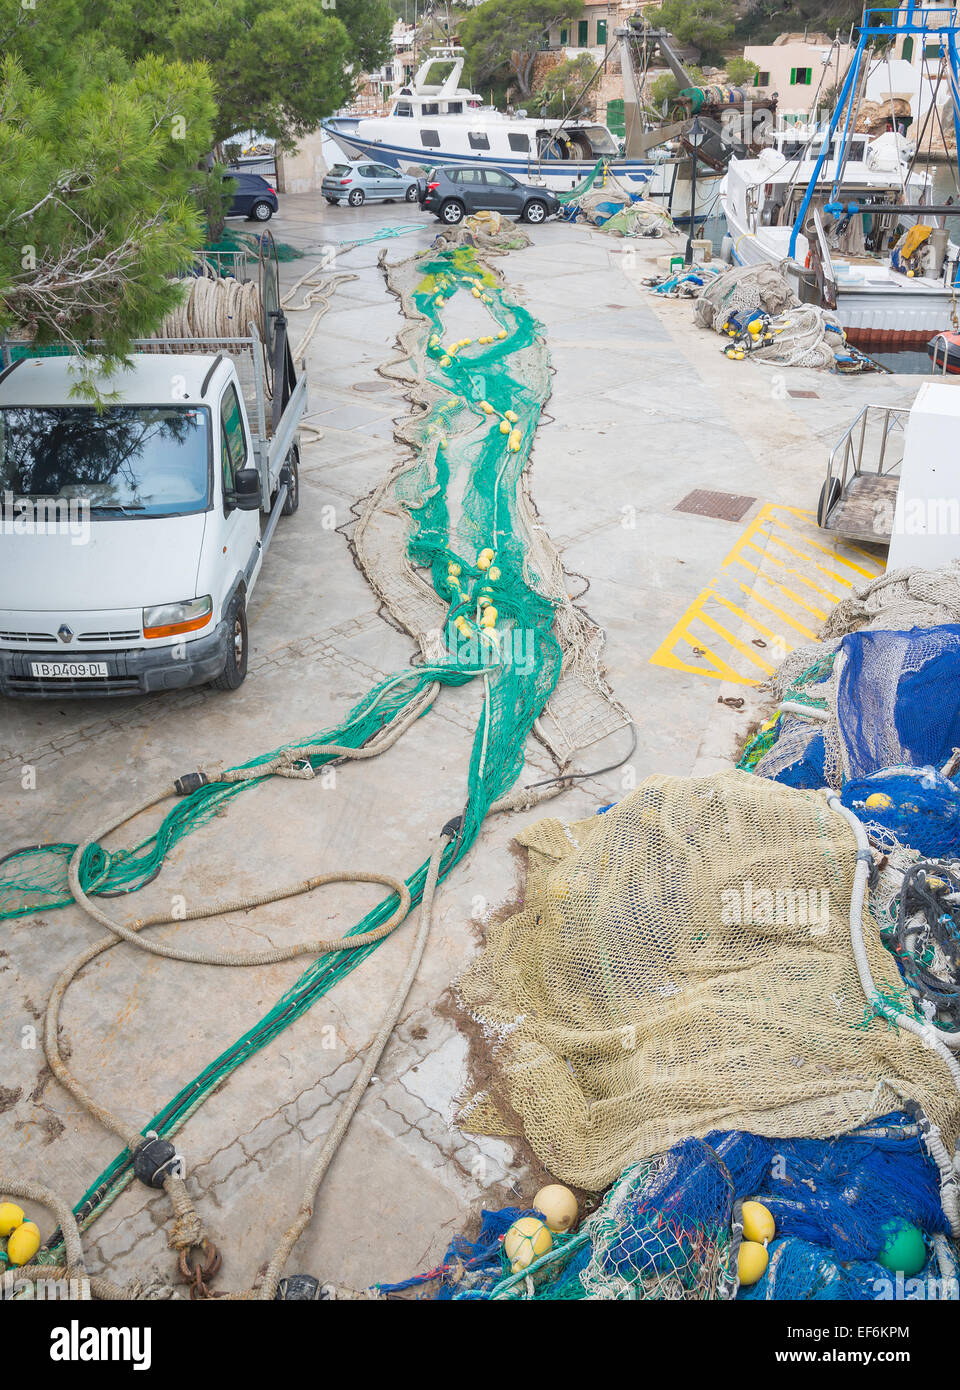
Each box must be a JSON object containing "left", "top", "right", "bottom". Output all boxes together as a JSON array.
[
  {"left": 788, "top": 389, "right": 819, "bottom": 399},
  {"left": 674, "top": 489, "right": 756, "bottom": 522},
  {"left": 354, "top": 380, "right": 393, "bottom": 393}
]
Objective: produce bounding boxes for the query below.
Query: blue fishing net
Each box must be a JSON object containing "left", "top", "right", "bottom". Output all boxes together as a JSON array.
[
  {"left": 754, "top": 625, "right": 960, "bottom": 796},
  {"left": 841, "top": 765, "right": 960, "bottom": 857},
  {"left": 379, "top": 1112, "right": 953, "bottom": 1300}
]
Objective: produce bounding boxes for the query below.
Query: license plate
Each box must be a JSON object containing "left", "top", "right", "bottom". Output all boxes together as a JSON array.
[{"left": 30, "top": 661, "right": 109, "bottom": 679}]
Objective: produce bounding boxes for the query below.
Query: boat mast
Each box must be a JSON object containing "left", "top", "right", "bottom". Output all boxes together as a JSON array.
[{"left": 788, "top": 2, "right": 960, "bottom": 260}]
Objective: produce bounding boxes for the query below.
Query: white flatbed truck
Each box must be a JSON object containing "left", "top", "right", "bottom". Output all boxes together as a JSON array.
[{"left": 0, "top": 322, "right": 306, "bottom": 697}]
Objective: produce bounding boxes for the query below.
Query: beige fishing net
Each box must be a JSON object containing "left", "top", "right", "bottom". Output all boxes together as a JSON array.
[{"left": 457, "top": 770, "right": 960, "bottom": 1191}]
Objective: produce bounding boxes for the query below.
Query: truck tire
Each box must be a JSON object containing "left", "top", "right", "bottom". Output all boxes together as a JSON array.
[
  {"left": 523, "top": 198, "right": 548, "bottom": 224},
  {"left": 281, "top": 446, "right": 300, "bottom": 516},
  {"left": 439, "top": 199, "right": 465, "bottom": 225},
  {"left": 212, "top": 594, "right": 248, "bottom": 690}
]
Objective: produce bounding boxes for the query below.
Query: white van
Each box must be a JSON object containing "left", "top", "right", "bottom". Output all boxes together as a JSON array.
[{"left": 0, "top": 332, "right": 305, "bottom": 697}]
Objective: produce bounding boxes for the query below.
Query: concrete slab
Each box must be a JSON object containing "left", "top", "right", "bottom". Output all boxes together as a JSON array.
[{"left": 0, "top": 193, "right": 929, "bottom": 1299}]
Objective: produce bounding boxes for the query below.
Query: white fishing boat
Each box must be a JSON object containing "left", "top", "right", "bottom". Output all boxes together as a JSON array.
[
  {"left": 324, "top": 45, "right": 718, "bottom": 224},
  {"left": 719, "top": 4, "right": 960, "bottom": 349}
]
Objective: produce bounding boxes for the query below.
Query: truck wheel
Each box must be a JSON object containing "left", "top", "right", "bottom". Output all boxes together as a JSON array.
[
  {"left": 439, "top": 199, "right": 465, "bottom": 225},
  {"left": 249, "top": 201, "right": 274, "bottom": 222},
  {"left": 523, "top": 199, "right": 548, "bottom": 224},
  {"left": 213, "top": 595, "right": 248, "bottom": 691},
  {"left": 281, "top": 447, "right": 300, "bottom": 516}
]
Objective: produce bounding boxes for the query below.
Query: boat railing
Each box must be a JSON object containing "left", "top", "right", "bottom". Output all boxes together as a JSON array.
[
  {"left": 823, "top": 403, "right": 909, "bottom": 519},
  {"left": 930, "top": 333, "right": 953, "bottom": 374}
]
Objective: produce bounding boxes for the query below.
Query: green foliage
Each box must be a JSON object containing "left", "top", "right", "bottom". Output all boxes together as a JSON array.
[
  {"left": 459, "top": 0, "right": 582, "bottom": 98},
  {"left": 726, "top": 56, "right": 759, "bottom": 86},
  {"left": 0, "top": 0, "right": 216, "bottom": 361},
  {"left": 104, "top": 0, "right": 358, "bottom": 146},
  {"left": 533, "top": 54, "right": 598, "bottom": 118},
  {"left": 649, "top": 0, "right": 734, "bottom": 58}
]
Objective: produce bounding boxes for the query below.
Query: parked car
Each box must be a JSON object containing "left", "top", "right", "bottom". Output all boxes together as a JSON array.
[
  {"left": 416, "top": 166, "right": 560, "bottom": 226},
  {"left": 322, "top": 161, "right": 419, "bottom": 207},
  {"left": 226, "top": 171, "right": 279, "bottom": 222}
]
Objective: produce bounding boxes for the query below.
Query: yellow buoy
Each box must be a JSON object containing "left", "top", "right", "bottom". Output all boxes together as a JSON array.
[
  {"left": 499, "top": 419, "right": 511, "bottom": 434},
  {"left": 864, "top": 792, "right": 893, "bottom": 811},
  {"left": 497, "top": 329, "right": 507, "bottom": 340},
  {"left": 481, "top": 605, "right": 498, "bottom": 627},
  {"left": 447, "top": 562, "right": 461, "bottom": 577},
  {"left": 7, "top": 1220, "right": 41, "bottom": 1267},
  {"left": 534, "top": 1184, "right": 578, "bottom": 1233},
  {"left": 477, "top": 547, "right": 495, "bottom": 567},
  {"left": 472, "top": 287, "right": 481, "bottom": 298},
  {"left": 742, "top": 1200, "right": 776, "bottom": 1244},
  {"left": 479, "top": 400, "right": 494, "bottom": 414},
  {"left": 435, "top": 295, "right": 444, "bottom": 307},
  {"left": 508, "top": 429, "right": 522, "bottom": 451},
  {"left": 504, "top": 409, "right": 518, "bottom": 423},
  {"left": 487, "top": 566, "right": 501, "bottom": 583},
  {"left": 504, "top": 1216, "right": 552, "bottom": 1273},
  {"left": 0, "top": 1202, "right": 24, "bottom": 1237},
  {"left": 439, "top": 356, "right": 450, "bottom": 367},
  {"left": 737, "top": 1240, "right": 769, "bottom": 1286}
]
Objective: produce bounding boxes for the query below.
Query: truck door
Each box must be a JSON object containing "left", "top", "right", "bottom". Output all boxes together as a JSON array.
[{"left": 219, "top": 382, "right": 261, "bottom": 596}]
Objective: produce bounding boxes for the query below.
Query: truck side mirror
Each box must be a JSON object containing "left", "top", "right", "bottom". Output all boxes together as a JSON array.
[{"left": 228, "top": 467, "right": 262, "bottom": 511}]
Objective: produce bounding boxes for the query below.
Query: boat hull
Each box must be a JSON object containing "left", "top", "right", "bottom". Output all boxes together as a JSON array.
[
  {"left": 721, "top": 196, "right": 956, "bottom": 349},
  {"left": 323, "top": 123, "right": 718, "bottom": 225}
]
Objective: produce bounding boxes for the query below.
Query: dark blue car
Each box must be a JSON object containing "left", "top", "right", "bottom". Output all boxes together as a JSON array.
[{"left": 227, "top": 172, "right": 279, "bottom": 222}]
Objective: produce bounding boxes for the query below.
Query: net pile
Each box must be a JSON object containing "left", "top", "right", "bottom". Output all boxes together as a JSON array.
[
  {"left": 694, "top": 262, "right": 799, "bottom": 331},
  {"left": 455, "top": 769, "right": 960, "bottom": 1192},
  {"left": 431, "top": 210, "right": 531, "bottom": 254},
  {"left": 381, "top": 1111, "right": 957, "bottom": 1301}
]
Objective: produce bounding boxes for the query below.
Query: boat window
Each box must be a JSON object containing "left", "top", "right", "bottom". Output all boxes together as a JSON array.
[
  {"left": 469, "top": 131, "right": 490, "bottom": 150},
  {"left": 582, "top": 125, "right": 618, "bottom": 155},
  {"left": 421, "top": 130, "right": 441, "bottom": 147},
  {"left": 508, "top": 132, "right": 530, "bottom": 152},
  {"left": 422, "top": 102, "right": 439, "bottom": 115},
  {"left": 447, "top": 101, "right": 463, "bottom": 114},
  {"left": 395, "top": 102, "right": 412, "bottom": 117}
]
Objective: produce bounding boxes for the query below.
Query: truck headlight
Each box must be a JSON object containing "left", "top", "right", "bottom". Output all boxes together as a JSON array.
[{"left": 143, "top": 595, "right": 213, "bottom": 640}]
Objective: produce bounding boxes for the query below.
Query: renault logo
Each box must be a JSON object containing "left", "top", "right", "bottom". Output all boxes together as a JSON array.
[{"left": 58, "top": 624, "right": 74, "bottom": 644}]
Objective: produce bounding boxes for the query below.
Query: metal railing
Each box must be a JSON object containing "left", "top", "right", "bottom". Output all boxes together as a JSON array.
[
  {"left": 930, "top": 333, "right": 953, "bottom": 374},
  {"left": 825, "top": 402, "right": 909, "bottom": 502}
]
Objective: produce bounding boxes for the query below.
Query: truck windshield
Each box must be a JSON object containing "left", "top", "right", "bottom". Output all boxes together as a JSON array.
[{"left": 0, "top": 405, "right": 210, "bottom": 516}]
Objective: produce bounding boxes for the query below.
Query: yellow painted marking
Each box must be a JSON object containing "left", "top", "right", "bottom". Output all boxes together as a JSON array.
[
  {"left": 650, "top": 502, "right": 884, "bottom": 685},
  {"left": 761, "top": 531, "right": 856, "bottom": 591},
  {"left": 735, "top": 582, "right": 818, "bottom": 641},
  {"left": 712, "top": 590, "right": 793, "bottom": 647},
  {"left": 766, "top": 512, "right": 879, "bottom": 578},
  {"left": 696, "top": 607, "right": 776, "bottom": 673}
]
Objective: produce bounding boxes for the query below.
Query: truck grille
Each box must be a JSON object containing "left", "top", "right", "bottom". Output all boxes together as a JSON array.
[
  {"left": 0, "top": 630, "right": 57, "bottom": 643},
  {"left": 78, "top": 630, "right": 141, "bottom": 643}
]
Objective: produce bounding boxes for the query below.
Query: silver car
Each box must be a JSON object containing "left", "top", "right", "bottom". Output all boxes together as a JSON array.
[{"left": 322, "top": 161, "right": 419, "bottom": 207}]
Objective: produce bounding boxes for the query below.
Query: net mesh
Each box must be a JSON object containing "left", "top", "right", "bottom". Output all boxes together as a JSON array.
[
  {"left": 455, "top": 770, "right": 960, "bottom": 1192},
  {"left": 380, "top": 1111, "right": 956, "bottom": 1300}
]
